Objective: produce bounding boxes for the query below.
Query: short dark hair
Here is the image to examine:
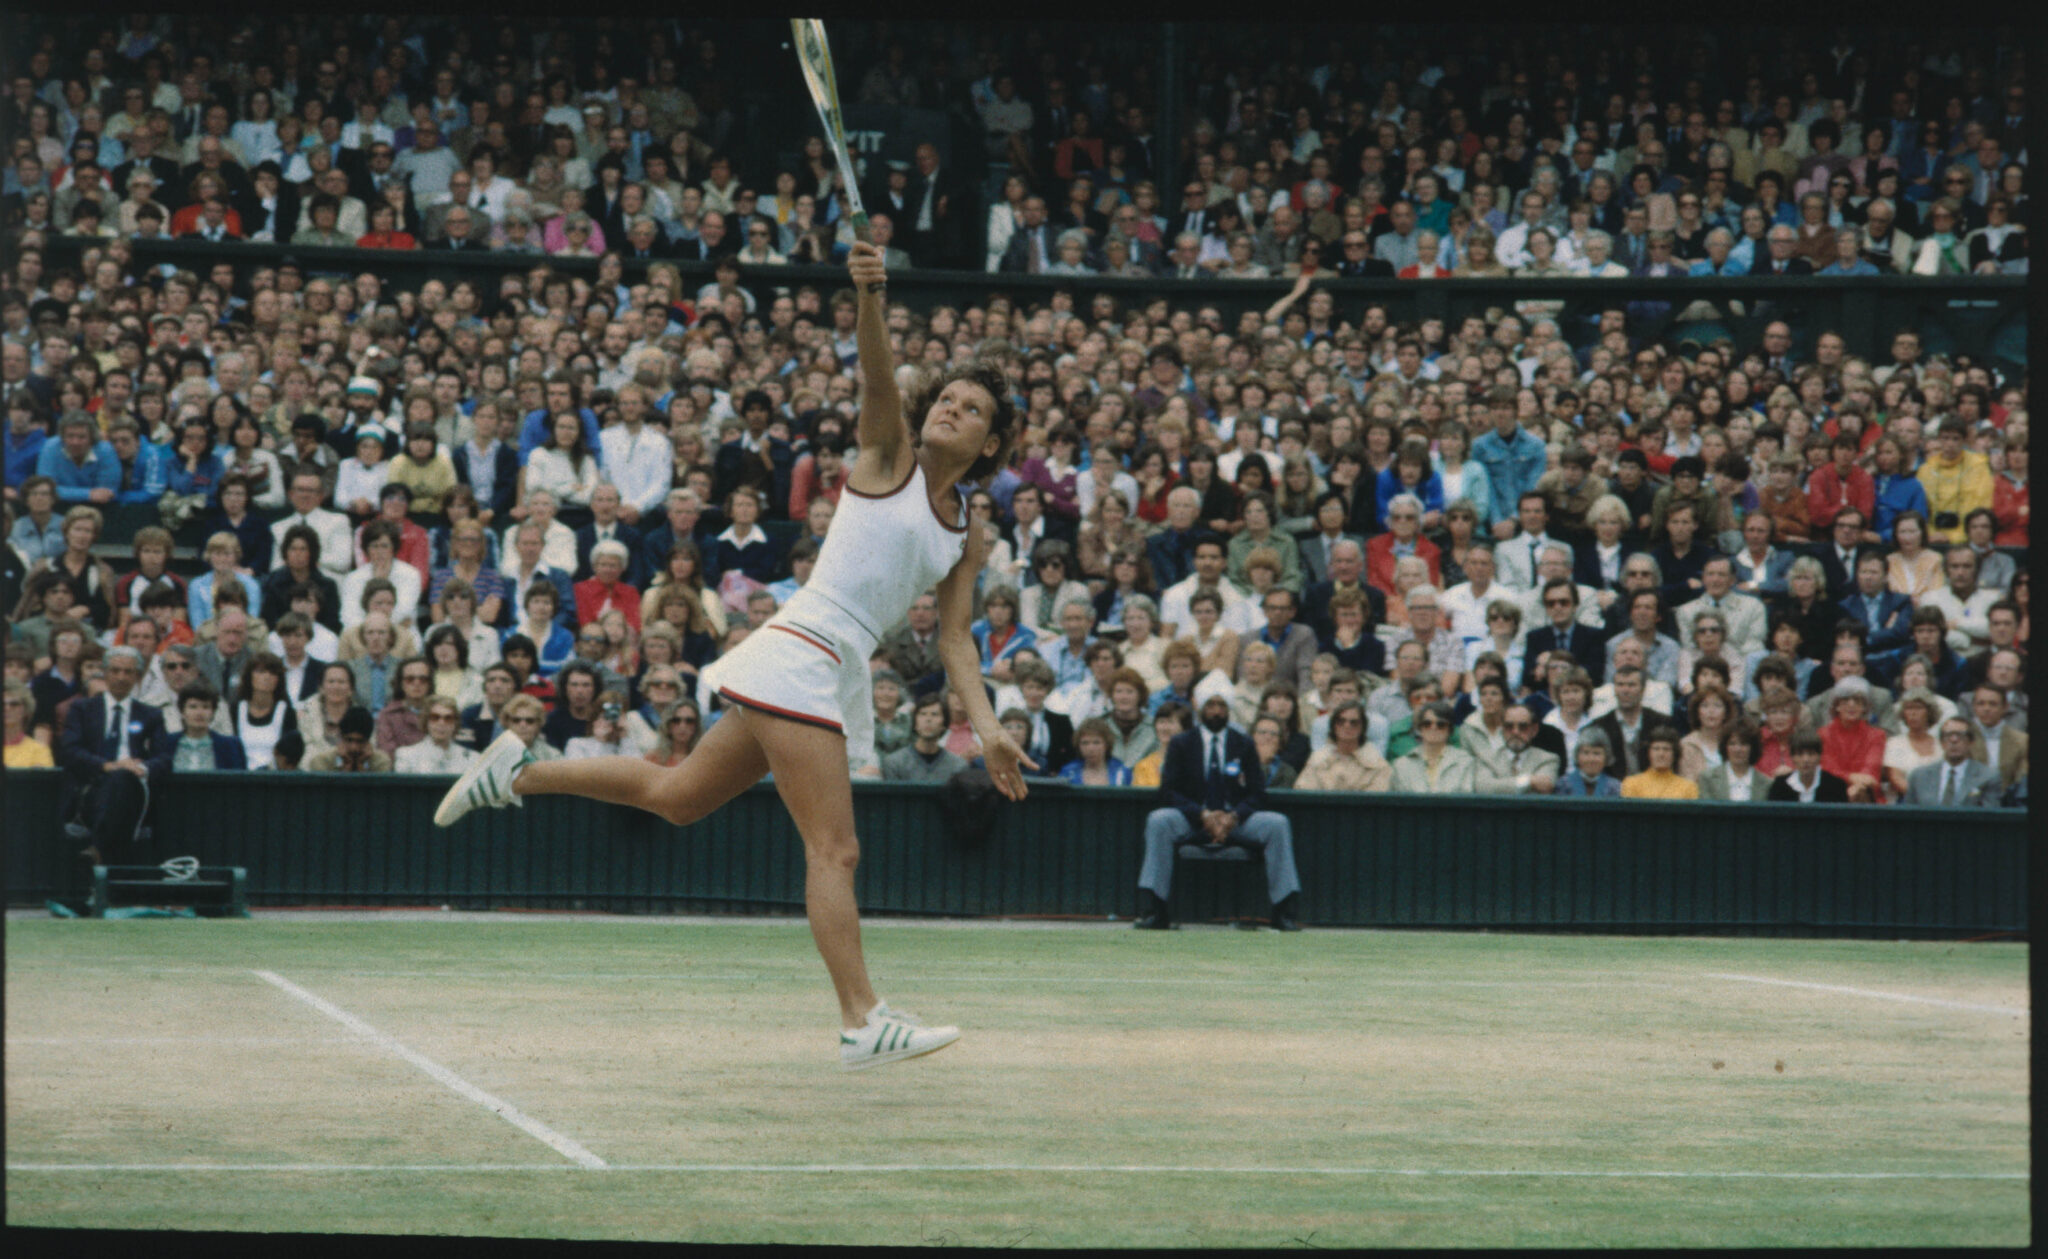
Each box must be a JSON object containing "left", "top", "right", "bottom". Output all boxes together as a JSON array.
[{"left": 902, "top": 362, "right": 1021, "bottom": 485}]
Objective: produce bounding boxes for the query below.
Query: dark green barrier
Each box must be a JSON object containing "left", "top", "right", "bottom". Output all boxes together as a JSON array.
[{"left": 5, "top": 770, "right": 2025, "bottom": 937}]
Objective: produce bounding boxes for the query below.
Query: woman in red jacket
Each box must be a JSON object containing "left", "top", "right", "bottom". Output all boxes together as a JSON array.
[{"left": 573, "top": 540, "right": 642, "bottom": 633}]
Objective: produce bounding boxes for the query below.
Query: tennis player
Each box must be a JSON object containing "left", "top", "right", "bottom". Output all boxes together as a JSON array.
[{"left": 436, "top": 241, "right": 1035, "bottom": 1070}]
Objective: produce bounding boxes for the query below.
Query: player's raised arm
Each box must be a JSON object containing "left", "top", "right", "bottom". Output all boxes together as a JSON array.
[{"left": 846, "top": 240, "right": 913, "bottom": 487}]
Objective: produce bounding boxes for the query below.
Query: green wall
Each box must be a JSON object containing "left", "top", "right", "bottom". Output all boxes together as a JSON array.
[{"left": 6, "top": 771, "right": 2026, "bottom": 937}]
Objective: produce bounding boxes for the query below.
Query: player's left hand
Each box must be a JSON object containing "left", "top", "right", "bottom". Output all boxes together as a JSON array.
[{"left": 980, "top": 730, "right": 1038, "bottom": 801}]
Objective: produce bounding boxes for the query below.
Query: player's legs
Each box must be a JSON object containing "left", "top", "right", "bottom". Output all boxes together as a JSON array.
[
  {"left": 511, "top": 708, "right": 770, "bottom": 827},
  {"left": 747, "top": 708, "right": 881, "bottom": 1029}
]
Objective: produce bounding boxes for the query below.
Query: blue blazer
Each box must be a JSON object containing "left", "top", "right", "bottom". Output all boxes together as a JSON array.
[
  {"left": 1838, "top": 588, "right": 1915, "bottom": 655},
  {"left": 56, "top": 692, "right": 175, "bottom": 783},
  {"left": 1058, "top": 757, "right": 1132, "bottom": 786},
  {"left": 1157, "top": 726, "right": 1267, "bottom": 828},
  {"left": 451, "top": 441, "right": 523, "bottom": 519},
  {"left": 1521, "top": 623, "right": 1607, "bottom": 694},
  {"left": 971, "top": 619, "right": 1039, "bottom": 673},
  {"left": 207, "top": 732, "right": 251, "bottom": 770},
  {"left": 1554, "top": 769, "right": 1622, "bottom": 797},
  {"left": 1374, "top": 466, "right": 1444, "bottom": 528},
  {"left": 574, "top": 521, "right": 648, "bottom": 586}
]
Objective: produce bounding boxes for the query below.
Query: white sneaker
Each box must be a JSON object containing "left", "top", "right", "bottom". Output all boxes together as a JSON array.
[
  {"left": 434, "top": 731, "right": 536, "bottom": 827},
  {"left": 839, "top": 1002, "right": 961, "bottom": 1071}
]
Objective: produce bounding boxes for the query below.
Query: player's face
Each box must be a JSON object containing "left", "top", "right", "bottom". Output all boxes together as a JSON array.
[{"left": 924, "top": 379, "right": 999, "bottom": 467}]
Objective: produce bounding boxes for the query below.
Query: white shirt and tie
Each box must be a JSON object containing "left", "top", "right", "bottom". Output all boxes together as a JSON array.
[
  {"left": 106, "top": 697, "right": 132, "bottom": 760},
  {"left": 1200, "top": 724, "right": 1231, "bottom": 809},
  {"left": 1938, "top": 760, "right": 1970, "bottom": 805}
]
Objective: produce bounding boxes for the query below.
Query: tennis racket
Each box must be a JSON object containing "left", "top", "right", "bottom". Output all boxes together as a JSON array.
[{"left": 791, "top": 18, "right": 870, "bottom": 242}]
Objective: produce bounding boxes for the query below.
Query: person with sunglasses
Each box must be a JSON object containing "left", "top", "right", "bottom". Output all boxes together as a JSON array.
[
  {"left": 1475, "top": 703, "right": 1561, "bottom": 795},
  {"left": 645, "top": 698, "right": 702, "bottom": 768},
  {"left": 1388, "top": 700, "right": 1480, "bottom": 794}
]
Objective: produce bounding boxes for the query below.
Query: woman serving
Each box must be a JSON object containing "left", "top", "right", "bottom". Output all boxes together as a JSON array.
[{"left": 436, "top": 241, "right": 1034, "bottom": 1070}]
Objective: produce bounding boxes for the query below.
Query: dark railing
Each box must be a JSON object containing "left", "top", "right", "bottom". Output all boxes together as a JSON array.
[
  {"left": 7, "top": 770, "right": 2027, "bottom": 937},
  {"left": 44, "top": 237, "right": 2028, "bottom": 369}
]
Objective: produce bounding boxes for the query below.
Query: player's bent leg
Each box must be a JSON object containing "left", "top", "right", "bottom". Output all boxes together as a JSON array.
[
  {"left": 437, "top": 714, "right": 771, "bottom": 829},
  {"left": 511, "top": 710, "right": 770, "bottom": 827}
]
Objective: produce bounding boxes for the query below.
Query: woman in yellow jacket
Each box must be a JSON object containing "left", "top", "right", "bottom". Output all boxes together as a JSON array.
[
  {"left": 1915, "top": 423, "right": 1994, "bottom": 545},
  {"left": 1621, "top": 725, "right": 1701, "bottom": 799}
]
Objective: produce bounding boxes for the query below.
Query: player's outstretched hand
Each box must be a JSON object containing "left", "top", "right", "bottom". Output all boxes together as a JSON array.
[
  {"left": 848, "top": 240, "right": 886, "bottom": 294},
  {"left": 980, "top": 729, "right": 1038, "bottom": 801}
]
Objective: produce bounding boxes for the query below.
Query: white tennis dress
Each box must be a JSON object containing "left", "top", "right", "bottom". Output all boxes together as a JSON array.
[{"left": 699, "top": 458, "right": 968, "bottom": 767}]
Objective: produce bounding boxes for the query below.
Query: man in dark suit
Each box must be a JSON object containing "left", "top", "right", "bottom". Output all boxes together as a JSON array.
[
  {"left": 450, "top": 416, "right": 521, "bottom": 522},
  {"left": 640, "top": 485, "right": 717, "bottom": 578},
  {"left": 1135, "top": 681, "right": 1303, "bottom": 931},
  {"left": 998, "top": 197, "right": 1057, "bottom": 273},
  {"left": 1299, "top": 538, "right": 1385, "bottom": 642},
  {"left": 1809, "top": 510, "right": 1875, "bottom": 602},
  {"left": 1838, "top": 549, "right": 1914, "bottom": 663},
  {"left": 459, "top": 664, "right": 519, "bottom": 750},
  {"left": 904, "top": 142, "right": 963, "bottom": 268},
  {"left": 879, "top": 590, "right": 946, "bottom": 695},
  {"left": 1521, "top": 578, "right": 1607, "bottom": 694},
  {"left": 56, "top": 647, "right": 174, "bottom": 864},
  {"left": 424, "top": 205, "right": 490, "bottom": 250},
  {"left": 233, "top": 160, "right": 302, "bottom": 243},
  {"left": 1751, "top": 227, "right": 1816, "bottom": 276},
  {"left": 1901, "top": 718, "right": 2004, "bottom": 805},
  {"left": 1766, "top": 731, "right": 1851, "bottom": 801},
  {"left": 1168, "top": 179, "right": 1218, "bottom": 242},
  {"left": 1299, "top": 500, "right": 1366, "bottom": 585},
  {"left": 1002, "top": 481, "right": 1074, "bottom": 559},
  {"left": 1587, "top": 664, "right": 1664, "bottom": 779},
  {"left": 109, "top": 128, "right": 182, "bottom": 206},
  {"left": 573, "top": 484, "right": 648, "bottom": 586}
]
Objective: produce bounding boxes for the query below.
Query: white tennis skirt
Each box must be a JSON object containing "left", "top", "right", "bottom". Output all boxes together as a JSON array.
[{"left": 699, "top": 586, "right": 877, "bottom": 760}]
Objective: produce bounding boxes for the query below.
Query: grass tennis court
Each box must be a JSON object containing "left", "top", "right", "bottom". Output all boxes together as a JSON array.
[{"left": 4, "top": 913, "right": 2028, "bottom": 1246}]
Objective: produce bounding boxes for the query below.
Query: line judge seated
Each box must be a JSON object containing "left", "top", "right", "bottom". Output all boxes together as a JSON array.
[{"left": 1133, "top": 673, "right": 1303, "bottom": 932}]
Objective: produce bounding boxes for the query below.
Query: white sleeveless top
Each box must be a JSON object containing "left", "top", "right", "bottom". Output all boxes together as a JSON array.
[{"left": 790, "top": 458, "right": 968, "bottom": 649}]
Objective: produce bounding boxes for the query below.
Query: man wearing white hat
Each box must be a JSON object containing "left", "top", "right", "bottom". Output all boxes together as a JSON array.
[
  {"left": 1134, "top": 673, "right": 1303, "bottom": 932},
  {"left": 327, "top": 375, "right": 388, "bottom": 459}
]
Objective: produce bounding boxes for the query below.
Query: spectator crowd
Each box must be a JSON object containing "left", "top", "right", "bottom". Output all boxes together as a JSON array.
[{"left": 0, "top": 18, "right": 2029, "bottom": 863}]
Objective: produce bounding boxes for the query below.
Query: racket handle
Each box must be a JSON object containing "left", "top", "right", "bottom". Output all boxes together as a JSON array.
[{"left": 850, "top": 210, "right": 871, "bottom": 243}]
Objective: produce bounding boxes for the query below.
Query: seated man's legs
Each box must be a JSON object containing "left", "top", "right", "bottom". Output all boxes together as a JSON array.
[
  {"left": 1228, "top": 811, "right": 1301, "bottom": 907},
  {"left": 83, "top": 772, "right": 150, "bottom": 860},
  {"left": 1139, "top": 807, "right": 1195, "bottom": 900}
]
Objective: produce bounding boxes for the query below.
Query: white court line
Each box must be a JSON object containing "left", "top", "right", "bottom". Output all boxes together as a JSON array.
[
  {"left": 251, "top": 970, "right": 607, "bottom": 1170},
  {"left": 10, "top": 964, "right": 1682, "bottom": 989},
  {"left": 3, "top": 1161, "right": 2026, "bottom": 1181},
  {"left": 1706, "top": 973, "right": 2028, "bottom": 1017}
]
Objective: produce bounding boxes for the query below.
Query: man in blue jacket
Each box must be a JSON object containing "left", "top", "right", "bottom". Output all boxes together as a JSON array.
[
  {"left": 1134, "top": 676, "right": 1303, "bottom": 932},
  {"left": 35, "top": 412, "right": 120, "bottom": 505},
  {"left": 1470, "top": 386, "right": 1548, "bottom": 538},
  {"left": 106, "top": 419, "right": 170, "bottom": 504},
  {"left": 56, "top": 646, "right": 175, "bottom": 864}
]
